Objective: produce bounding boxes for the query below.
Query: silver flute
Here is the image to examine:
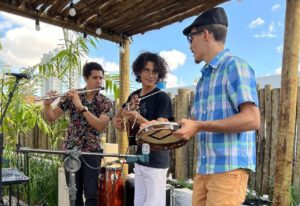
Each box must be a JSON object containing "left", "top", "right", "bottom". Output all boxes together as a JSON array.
[{"left": 35, "top": 87, "right": 105, "bottom": 101}]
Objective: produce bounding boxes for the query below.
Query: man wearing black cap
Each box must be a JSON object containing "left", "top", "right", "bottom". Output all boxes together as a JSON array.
[{"left": 174, "top": 7, "right": 260, "bottom": 206}]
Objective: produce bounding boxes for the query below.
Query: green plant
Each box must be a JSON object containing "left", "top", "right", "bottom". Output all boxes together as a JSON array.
[
  {"left": 26, "top": 154, "right": 61, "bottom": 205},
  {"left": 168, "top": 179, "right": 193, "bottom": 190},
  {"left": 2, "top": 151, "right": 62, "bottom": 206},
  {"left": 290, "top": 185, "right": 300, "bottom": 206},
  {"left": 37, "top": 30, "right": 120, "bottom": 99},
  {"left": 1, "top": 76, "right": 50, "bottom": 151},
  {"left": 47, "top": 116, "right": 69, "bottom": 150},
  {"left": 0, "top": 28, "right": 120, "bottom": 205},
  {"left": 260, "top": 176, "right": 300, "bottom": 206}
]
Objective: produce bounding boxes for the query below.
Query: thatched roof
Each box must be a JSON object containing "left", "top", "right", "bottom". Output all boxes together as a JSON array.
[{"left": 0, "top": 0, "right": 228, "bottom": 43}]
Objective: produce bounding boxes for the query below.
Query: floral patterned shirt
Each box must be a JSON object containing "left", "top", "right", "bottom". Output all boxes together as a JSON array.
[{"left": 58, "top": 90, "right": 113, "bottom": 152}]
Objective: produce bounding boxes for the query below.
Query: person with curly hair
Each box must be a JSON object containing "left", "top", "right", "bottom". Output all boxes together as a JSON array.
[{"left": 113, "top": 52, "right": 174, "bottom": 206}]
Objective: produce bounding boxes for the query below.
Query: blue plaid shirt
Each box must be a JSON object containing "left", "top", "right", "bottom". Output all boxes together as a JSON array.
[{"left": 191, "top": 49, "right": 258, "bottom": 174}]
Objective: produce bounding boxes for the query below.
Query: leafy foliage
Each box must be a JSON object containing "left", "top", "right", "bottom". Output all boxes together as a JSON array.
[
  {"left": 3, "top": 152, "right": 61, "bottom": 206},
  {"left": 1, "top": 76, "right": 49, "bottom": 150},
  {"left": 47, "top": 116, "right": 69, "bottom": 150},
  {"left": 0, "top": 29, "right": 120, "bottom": 204},
  {"left": 290, "top": 185, "right": 300, "bottom": 206},
  {"left": 26, "top": 155, "right": 61, "bottom": 205},
  {"left": 167, "top": 178, "right": 193, "bottom": 190},
  {"left": 36, "top": 30, "right": 120, "bottom": 97}
]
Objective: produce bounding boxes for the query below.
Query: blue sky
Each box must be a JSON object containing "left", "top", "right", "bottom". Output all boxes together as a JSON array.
[{"left": 0, "top": 0, "right": 287, "bottom": 89}]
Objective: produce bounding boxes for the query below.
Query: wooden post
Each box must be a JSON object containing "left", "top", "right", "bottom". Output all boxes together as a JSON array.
[
  {"left": 269, "top": 88, "right": 280, "bottom": 198},
  {"left": 188, "top": 91, "right": 196, "bottom": 179},
  {"left": 168, "top": 95, "right": 177, "bottom": 176},
  {"left": 293, "top": 87, "right": 300, "bottom": 188},
  {"left": 273, "top": 1, "right": 300, "bottom": 205},
  {"left": 118, "top": 37, "right": 130, "bottom": 174},
  {"left": 262, "top": 85, "right": 272, "bottom": 194},
  {"left": 175, "top": 89, "right": 191, "bottom": 180},
  {"left": 256, "top": 89, "right": 265, "bottom": 194}
]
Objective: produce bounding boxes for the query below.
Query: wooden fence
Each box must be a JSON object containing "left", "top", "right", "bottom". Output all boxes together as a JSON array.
[
  {"left": 254, "top": 85, "right": 300, "bottom": 197},
  {"left": 13, "top": 86, "right": 300, "bottom": 197}
]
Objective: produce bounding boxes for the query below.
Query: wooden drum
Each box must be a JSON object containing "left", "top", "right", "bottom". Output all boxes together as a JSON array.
[{"left": 98, "top": 166, "right": 124, "bottom": 206}]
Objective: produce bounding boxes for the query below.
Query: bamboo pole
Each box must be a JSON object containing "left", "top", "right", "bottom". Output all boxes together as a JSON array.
[
  {"left": 273, "top": 1, "right": 300, "bottom": 205},
  {"left": 175, "top": 89, "right": 190, "bottom": 180},
  {"left": 118, "top": 37, "right": 130, "bottom": 175}
]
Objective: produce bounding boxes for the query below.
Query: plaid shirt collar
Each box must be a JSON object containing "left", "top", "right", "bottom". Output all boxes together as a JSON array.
[{"left": 201, "top": 49, "right": 231, "bottom": 72}]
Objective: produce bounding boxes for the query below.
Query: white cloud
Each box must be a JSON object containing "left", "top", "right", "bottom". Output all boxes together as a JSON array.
[
  {"left": 254, "top": 21, "right": 277, "bottom": 38},
  {"left": 165, "top": 73, "right": 185, "bottom": 88},
  {"left": 159, "top": 49, "right": 186, "bottom": 71},
  {"left": 84, "top": 57, "right": 119, "bottom": 73},
  {"left": 0, "top": 12, "right": 64, "bottom": 67},
  {"left": 277, "top": 22, "right": 283, "bottom": 27},
  {"left": 0, "top": 12, "right": 32, "bottom": 27},
  {"left": 271, "top": 4, "right": 280, "bottom": 12},
  {"left": 276, "top": 44, "right": 283, "bottom": 53},
  {"left": 275, "top": 67, "right": 281, "bottom": 75},
  {"left": 158, "top": 49, "right": 187, "bottom": 88},
  {"left": 0, "top": 21, "right": 14, "bottom": 30},
  {"left": 269, "top": 21, "right": 276, "bottom": 33},
  {"left": 248, "top": 18, "right": 265, "bottom": 29}
]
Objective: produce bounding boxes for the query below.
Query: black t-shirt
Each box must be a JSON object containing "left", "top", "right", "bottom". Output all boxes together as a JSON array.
[{"left": 125, "top": 87, "right": 174, "bottom": 168}]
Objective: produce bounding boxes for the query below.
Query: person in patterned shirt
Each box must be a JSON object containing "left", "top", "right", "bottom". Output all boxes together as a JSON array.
[
  {"left": 174, "top": 7, "right": 261, "bottom": 206},
  {"left": 43, "top": 62, "right": 112, "bottom": 206}
]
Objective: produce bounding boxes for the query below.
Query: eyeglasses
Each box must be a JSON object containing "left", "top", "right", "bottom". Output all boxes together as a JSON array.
[{"left": 187, "top": 30, "right": 203, "bottom": 44}]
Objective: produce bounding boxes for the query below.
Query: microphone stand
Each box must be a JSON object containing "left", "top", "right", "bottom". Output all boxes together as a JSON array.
[
  {"left": 63, "top": 150, "right": 82, "bottom": 206},
  {"left": 18, "top": 147, "right": 149, "bottom": 206},
  {"left": 0, "top": 77, "right": 21, "bottom": 205}
]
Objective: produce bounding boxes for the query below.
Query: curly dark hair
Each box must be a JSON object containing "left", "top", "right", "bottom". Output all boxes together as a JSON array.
[
  {"left": 83, "top": 62, "right": 105, "bottom": 78},
  {"left": 132, "top": 52, "right": 168, "bottom": 83}
]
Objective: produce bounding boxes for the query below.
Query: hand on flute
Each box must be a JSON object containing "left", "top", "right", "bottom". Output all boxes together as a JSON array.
[
  {"left": 66, "top": 90, "right": 84, "bottom": 111},
  {"left": 43, "top": 90, "right": 59, "bottom": 106}
]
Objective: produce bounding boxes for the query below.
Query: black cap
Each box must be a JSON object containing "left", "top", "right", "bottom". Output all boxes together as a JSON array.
[{"left": 183, "top": 7, "right": 228, "bottom": 35}]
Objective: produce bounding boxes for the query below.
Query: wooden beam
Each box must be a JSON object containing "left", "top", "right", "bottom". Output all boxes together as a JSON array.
[
  {"left": 273, "top": 0, "right": 300, "bottom": 205},
  {"left": 46, "top": 0, "right": 68, "bottom": 14},
  {"left": 127, "top": 0, "right": 228, "bottom": 35},
  {"left": 101, "top": 0, "right": 169, "bottom": 29},
  {"left": 0, "top": 1, "right": 123, "bottom": 43},
  {"left": 76, "top": 0, "right": 117, "bottom": 23},
  {"left": 118, "top": 37, "right": 131, "bottom": 175}
]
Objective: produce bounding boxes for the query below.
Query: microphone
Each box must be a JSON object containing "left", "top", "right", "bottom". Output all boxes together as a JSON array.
[{"left": 5, "top": 72, "right": 31, "bottom": 79}]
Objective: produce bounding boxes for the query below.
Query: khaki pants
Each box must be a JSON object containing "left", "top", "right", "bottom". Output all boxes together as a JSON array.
[{"left": 192, "top": 169, "right": 249, "bottom": 206}]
